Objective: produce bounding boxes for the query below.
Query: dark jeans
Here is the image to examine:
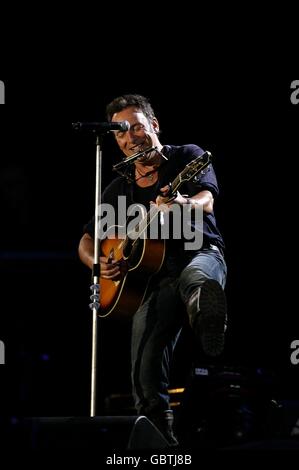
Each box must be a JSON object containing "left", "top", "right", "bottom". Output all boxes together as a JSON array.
[{"left": 131, "top": 247, "right": 227, "bottom": 416}]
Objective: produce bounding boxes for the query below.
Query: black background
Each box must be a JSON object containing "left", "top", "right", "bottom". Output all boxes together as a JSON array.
[{"left": 0, "top": 13, "right": 298, "bottom": 429}]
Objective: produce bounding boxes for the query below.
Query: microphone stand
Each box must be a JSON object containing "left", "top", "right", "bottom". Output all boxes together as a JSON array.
[
  {"left": 89, "top": 134, "right": 103, "bottom": 417},
  {"left": 72, "top": 120, "right": 132, "bottom": 417}
]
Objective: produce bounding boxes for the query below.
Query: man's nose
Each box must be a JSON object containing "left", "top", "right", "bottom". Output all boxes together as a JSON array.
[{"left": 126, "top": 128, "right": 139, "bottom": 143}]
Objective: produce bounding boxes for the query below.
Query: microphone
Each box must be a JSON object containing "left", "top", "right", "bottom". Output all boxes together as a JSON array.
[{"left": 72, "top": 121, "right": 130, "bottom": 133}]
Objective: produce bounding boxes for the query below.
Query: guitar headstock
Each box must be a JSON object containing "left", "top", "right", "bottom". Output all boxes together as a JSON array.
[
  {"left": 162, "top": 151, "right": 213, "bottom": 202},
  {"left": 179, "top": 151, "right": 212, "bottom": 184}
]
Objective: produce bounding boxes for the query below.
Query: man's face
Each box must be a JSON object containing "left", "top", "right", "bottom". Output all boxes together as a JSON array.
[{"left": 111, "top": 106, "right": 159, "bottom": 158}]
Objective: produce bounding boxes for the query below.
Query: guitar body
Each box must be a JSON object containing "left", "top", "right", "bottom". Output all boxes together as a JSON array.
[{"left": 99, "top": 235, "right": 165, "bottom": 319}]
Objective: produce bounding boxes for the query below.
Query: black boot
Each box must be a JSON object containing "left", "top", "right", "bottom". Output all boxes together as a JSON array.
[
  {"left": 151, "top": 410, "right": 179, "bottom": 447},
  {"left": 187, "top": 279, "right": 227, "bottom": 357}
]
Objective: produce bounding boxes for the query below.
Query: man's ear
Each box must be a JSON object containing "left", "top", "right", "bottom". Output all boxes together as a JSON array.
[{"left": 151, "top": 117, "right": 159, "bottom": 134}]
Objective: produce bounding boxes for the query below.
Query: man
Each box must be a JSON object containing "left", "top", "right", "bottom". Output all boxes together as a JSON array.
[{"left": 78, "top": 94, "right": 227, "bottom": 446}]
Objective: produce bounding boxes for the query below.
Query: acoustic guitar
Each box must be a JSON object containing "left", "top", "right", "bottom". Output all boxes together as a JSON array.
[{"left": 98, "top": 150, "right": 212, "bottom": 319}]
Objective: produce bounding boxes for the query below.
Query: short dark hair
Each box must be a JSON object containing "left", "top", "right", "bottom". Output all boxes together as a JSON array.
[{"left": 106, "top": 94, "right": 156, "bottom": 122}]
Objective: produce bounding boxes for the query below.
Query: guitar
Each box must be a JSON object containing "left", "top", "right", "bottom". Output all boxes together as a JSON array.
[{"left": 98, "top": 150, "right": 212, "bottom": 319}]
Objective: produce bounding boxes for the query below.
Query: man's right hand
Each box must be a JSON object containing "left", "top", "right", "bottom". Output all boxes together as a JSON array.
[
  {"left": 79, "top": 233, "right": 126, "bottom": 279},
  {"left": 100, "top": 256, "right": 127, "bottom": 280}
]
